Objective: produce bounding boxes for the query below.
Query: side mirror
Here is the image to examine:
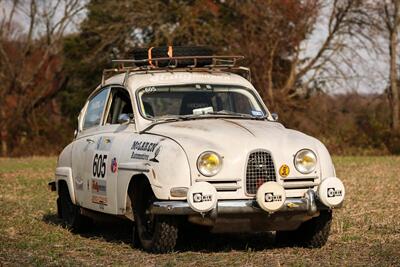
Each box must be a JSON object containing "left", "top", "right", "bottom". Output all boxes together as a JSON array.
[
  {"left": 118, "top": 113, "right": 131, "bottom": 124},
  {"left": 271, "top": 112, "right": 278, "bottom": 121}
]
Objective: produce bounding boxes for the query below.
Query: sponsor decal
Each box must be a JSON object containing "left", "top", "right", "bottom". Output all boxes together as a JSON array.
[
  {"left": 131, "top": 141, "right": 158, "bottom": 152},
  {"left": 192, "top": 193, "right": 212, "bottom": 203},
  {"left": 327, "top": 187, "right": 342, "bottom": 198},
  {"left": 265, "top": 192, "right": 283, "bottom": 202},
  {"left": 131, "top": 153, "right": 149, "bottom": 160},
  {"left": 92, "top": 195, "right": 107, "bottom": 205},
  {"left": 92, "top": 179, "right": 106, "bottom": 195},
  {"left": 149, "top": 146, "right": 161, "bottom": 163},
  {"left": 130, "top": 140, "right": 161, "bottom": 162},
  {"left": 111, "top": 157, "right": 118, "bottom": 173},
  {"left": 279, "top": 164, "right": 290, "bottom": 177},
  {"left": 92, "top": 179, "right": 107, "bottom": 205}
]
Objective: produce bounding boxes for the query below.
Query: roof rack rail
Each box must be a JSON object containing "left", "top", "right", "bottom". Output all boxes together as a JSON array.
[{"left": 101, "top": 55, "right": 251, "bottom": 86}]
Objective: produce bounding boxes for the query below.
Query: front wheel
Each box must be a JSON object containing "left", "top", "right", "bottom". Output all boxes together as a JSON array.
[
  {"left": 276, "top": 210, "right": 332, "bottom": 248},
  {"left": 132, "top": 180, "right": 178, "bottom": 253}
]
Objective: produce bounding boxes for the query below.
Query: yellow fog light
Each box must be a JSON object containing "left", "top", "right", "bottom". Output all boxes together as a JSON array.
[
  {"left": 294, "top": 149, "right": 317, "bottom": 174},
  {"left": 197, "top": 151, "right": 222, "bottom": 176}
]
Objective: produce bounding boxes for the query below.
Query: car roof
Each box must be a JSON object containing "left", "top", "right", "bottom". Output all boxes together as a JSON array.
[{"left": 101, "top": 70, "right": 255, "bottom": 94}]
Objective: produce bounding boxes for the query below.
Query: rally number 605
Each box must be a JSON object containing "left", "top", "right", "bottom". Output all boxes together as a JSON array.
[{"left": 93, "top": 154, "right": 107, "bottom": 178}]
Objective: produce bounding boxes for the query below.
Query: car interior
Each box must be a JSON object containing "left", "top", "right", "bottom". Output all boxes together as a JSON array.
[{"left": 106, "top": 89, "right": 133, "bottom": 124}]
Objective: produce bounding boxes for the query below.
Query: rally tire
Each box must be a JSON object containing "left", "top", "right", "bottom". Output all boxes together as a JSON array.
[
  {"left": 58, "top": 184, "right": 92, "bottom": 232},
  {"left": 276, "top": 210, "right": 332, "bottom": 248},
  {"left": 131, "top": 221, "right": 141, "bottom": 248},
  {"left": 149, "top": 216, "right": 179, "bottom": 253},
  {"left": 132, "top": 179, "right": 178, "bottom": 253}
]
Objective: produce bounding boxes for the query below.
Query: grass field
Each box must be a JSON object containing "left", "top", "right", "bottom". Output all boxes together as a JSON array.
[{"left": 0, "top": 157, "right": 399, "bottom": 266}]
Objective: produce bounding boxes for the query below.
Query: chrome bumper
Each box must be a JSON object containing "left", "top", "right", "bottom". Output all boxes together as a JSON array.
[{"left": 150, "top": 189, "right": 328, "bottom": 216}]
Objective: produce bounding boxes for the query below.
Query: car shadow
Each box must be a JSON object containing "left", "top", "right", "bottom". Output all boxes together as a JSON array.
[
  {"left": 43, "top": 212, "right": 288, "bottom": 252},
  {"left": 42, "top": 212, "right": 133, "bottom": 244}
]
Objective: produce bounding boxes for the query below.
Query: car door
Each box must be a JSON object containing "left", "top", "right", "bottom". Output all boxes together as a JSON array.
[
  {"left": 71, "top": 87, "right": 110, "bottom": 208},
  {"left": 85, "top": 86, "right": 136, "bottom": 214}
]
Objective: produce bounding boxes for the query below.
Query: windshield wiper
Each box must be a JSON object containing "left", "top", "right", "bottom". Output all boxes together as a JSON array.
[
  {"left": 204, "top": 111, "right": 266, "bottom": 120},
  {"left": 140, "top": 115, "right": 197, "bottom": 133},
  {"left": 141, "top": 112, "right": 267, "bottom": 133}
]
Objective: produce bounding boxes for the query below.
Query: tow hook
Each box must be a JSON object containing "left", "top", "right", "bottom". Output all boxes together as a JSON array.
[{"left": 305, "top": 189, "right": 317, "bottom": 215}]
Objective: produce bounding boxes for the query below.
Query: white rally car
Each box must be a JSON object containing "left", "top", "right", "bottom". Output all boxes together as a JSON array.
[{"left": 50, "top": 47, "right": 345, "bottom": 253}]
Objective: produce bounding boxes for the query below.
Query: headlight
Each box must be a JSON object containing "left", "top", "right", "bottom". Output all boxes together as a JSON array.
[
  {"left": 294, "top": 149, "right": 317, "bottom": 174},
  {"left": 197, "top": 151, "right": 222, "bottom": 176}
]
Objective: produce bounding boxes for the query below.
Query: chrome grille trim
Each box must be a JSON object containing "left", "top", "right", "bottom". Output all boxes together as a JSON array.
[
  {"left": 245, "top": 151, "right": 277, "bottom": 195},
  {"left": 282, "top": 177, "right": 320, "bottom": 190},
  {"left": 195, "top": 178, "right": 241, "bottom": 192}
]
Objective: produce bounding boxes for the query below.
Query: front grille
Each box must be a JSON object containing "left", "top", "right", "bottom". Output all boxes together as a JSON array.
[{"left": 245, "top": 151, "right": 277, "bottom": 194}]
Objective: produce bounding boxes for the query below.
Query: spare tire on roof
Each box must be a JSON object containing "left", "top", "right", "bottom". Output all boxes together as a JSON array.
[{"left": 131, "top": 46, "right": 214, "bottom": 67}]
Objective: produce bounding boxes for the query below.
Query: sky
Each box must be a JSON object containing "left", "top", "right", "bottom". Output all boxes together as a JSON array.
[
  {"left": 0, "top": 0, "right": 391, "bottom": 94},
  {"left": 299, "top": 3, "right": 389, "bottom": 94}
]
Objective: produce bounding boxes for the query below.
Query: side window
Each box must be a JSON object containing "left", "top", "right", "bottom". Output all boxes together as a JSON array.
[
  {"left": 83, "top": 89, "right": 109, "bottom": 130},
  {"left": 106, "top": 88, "right": 133, "bottom": 124}
]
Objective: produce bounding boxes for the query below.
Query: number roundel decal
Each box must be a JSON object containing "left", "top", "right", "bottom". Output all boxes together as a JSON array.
[{"left": 93, "top": 153, "right": 107, "bottom": 178}]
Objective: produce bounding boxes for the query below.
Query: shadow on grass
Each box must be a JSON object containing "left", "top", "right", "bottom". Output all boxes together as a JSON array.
[
  {"left": 42, "top": 212, "right": 132, "bottom": 244},
  {"left": 43, "top": 212, "right": 286, "bottom": 252}
]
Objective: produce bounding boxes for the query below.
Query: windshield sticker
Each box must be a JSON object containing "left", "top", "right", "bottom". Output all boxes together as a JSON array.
[
  {"left": 144, "top": 86, "right": 157, "bottom": 93},
  {"left": 193, "top": 106, "right": 213, "bottom": 115},
  {"left": 251, "top": 110, "right": 264, "bottom": 117}
]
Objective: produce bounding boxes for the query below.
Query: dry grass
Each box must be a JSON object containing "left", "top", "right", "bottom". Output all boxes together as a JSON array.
[{"left": 0, "top": 156, "right": 399, "bottom": 266}]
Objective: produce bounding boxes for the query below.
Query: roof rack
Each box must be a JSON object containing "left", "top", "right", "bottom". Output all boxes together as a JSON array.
[{"left": 101, "top": 55, "right": 251, "bottom": 86}]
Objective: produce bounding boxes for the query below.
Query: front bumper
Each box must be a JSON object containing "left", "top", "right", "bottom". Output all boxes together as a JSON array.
[{"left": 151, "top": 189, "right": 330, "bottom": 216}]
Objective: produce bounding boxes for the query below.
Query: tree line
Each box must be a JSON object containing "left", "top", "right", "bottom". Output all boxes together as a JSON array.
[{"left": 0, "top": 0, "right": 400, "bottom": 156}]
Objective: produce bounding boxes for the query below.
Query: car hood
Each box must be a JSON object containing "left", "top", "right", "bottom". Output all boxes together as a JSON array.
[
  {"left": 148, "top": 118, "right": 317, "bottom": 151},
  {"left": 147, "top": 118, "right": 321, "bottom": 180}
]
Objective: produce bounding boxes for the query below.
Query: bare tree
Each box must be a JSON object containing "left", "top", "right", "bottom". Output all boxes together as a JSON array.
[
  {"left": 0, "top": 0, "right": 85, "bottom": 156},
  {"left": 283, "top": 0, "right": 374, "bottom": 96},
  {"left": 379, "top": 0, "right": 400, "bottom": 131}
]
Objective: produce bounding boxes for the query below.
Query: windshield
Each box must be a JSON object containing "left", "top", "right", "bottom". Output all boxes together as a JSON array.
[{"left": 137, "top": 84, "right": 267, "bottom": 120}]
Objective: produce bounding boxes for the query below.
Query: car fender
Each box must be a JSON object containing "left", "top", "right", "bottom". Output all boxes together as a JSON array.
[
  {"left": 55, "top": 167, "right": 76, "bottom": 204},
  {"left": 55, "top": 143, "right": 75, "bottom": 204},
  {"left": 313, "top": 138, "right": 336, "bottom": 179},
  {"left": 116, "top": 136, "right": 191, "bottom": 215}
]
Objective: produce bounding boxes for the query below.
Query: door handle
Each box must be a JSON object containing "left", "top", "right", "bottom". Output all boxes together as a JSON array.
[{"left": 86, "top": 138, "right": 95, "bottom": 143}]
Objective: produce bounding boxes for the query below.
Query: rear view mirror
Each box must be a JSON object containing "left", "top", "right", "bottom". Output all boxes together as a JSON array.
[
  {"left": 118, "top": 113, "right": 131, "bottom": 124},
  {"left": 271, "top": 113, "right": 278, "bottom": 121}
]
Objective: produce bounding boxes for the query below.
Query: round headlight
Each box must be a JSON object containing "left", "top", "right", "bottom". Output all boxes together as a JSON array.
[
  {"left": 197, "top": 151, "right": 222, "bottom": 176},
  {"left": 294, "top": 149, "right": 317, "bottom": 174}
]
